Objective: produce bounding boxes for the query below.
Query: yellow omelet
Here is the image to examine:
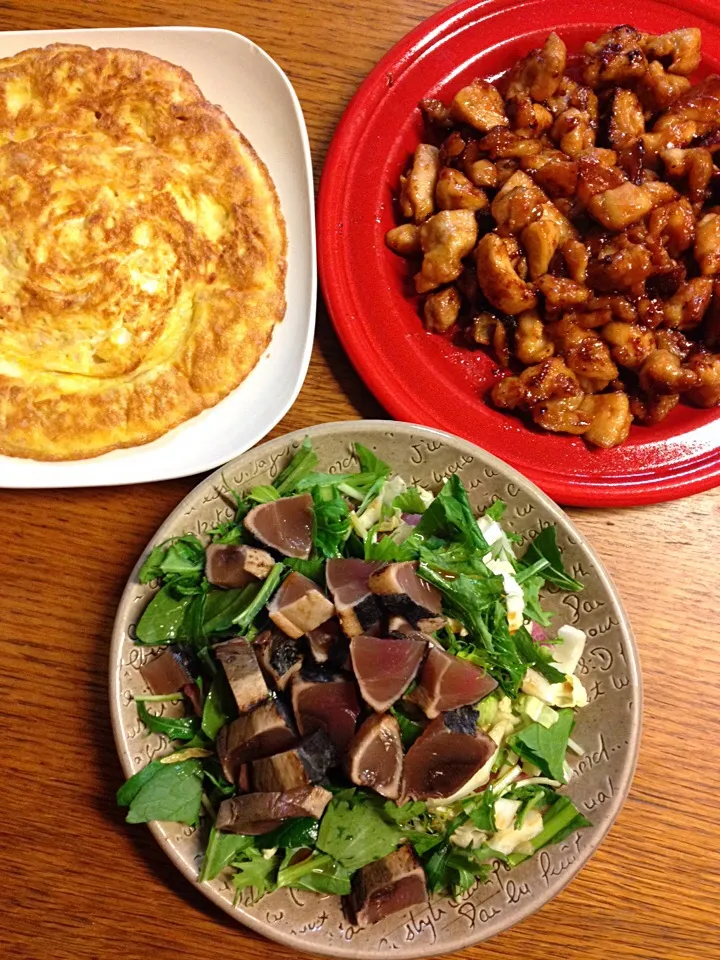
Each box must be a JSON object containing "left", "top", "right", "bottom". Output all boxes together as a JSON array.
[{"left": 0, "top": 44, "right": 287, "bottom": 460}]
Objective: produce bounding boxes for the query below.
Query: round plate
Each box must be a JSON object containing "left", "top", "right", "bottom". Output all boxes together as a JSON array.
[
  {"left": 110, "top": 420, "right": 641, "bottom": 958},
  {"left": 318, "top": 0, "right": 720, "bottom": 507}
]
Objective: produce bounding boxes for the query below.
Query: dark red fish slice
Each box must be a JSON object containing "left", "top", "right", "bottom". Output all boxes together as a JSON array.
[
  {"left": 346, "top": 712, "right": 404, "bottom": 799},
  {"left": 244, "top": 493, "right": 314, "bottom": 559},
  {"left": 369, "top": 561, "right": 442, "bottom": 617},
  {"left": 409, "top": 645, "right": 497, "bottom": 718},
  {"left": 325, "top": 558, "right": 384, "bottom": 637},
  {"left": 349, "top": 845, "right": 428, "bottom": 925},
  {"left": 402, "top": 709, "right": 495, "bottom": 801},
  {"left": 205, "top": 543, "right": 275, "bottom": 588},
  {"left": 350, "top": 634, "right": 427, "bottom": 712},
  {"left": 140, "top": 647, "right": 194, "bottom": 696},
  {"left": 291, "top": 670, "right": 361, "bottom": 753}
]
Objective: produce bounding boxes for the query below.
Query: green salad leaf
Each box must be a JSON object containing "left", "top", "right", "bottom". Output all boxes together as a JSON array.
[
  {"left": 509, "top": 708, "right": 575, "bottom": 782},
  {"left": 201, "top": 673, "right": 235, "bottom": 740},
  {"left": 209, "top": 521, "right": 244, "bottom": 545},
  {"left": 116, "top": 760, "right": 163, "bottom": 807},
  {"left": 285, "top": 556, "right": 326, "bottom": 584},
  {"left": 138, "top": 535, "right": 206, "bottom": 586},
  {"left": 202, "top": 760, "right": 236, "bottom": 802},
  {"left": 343, "top": 443, "right": 392, "bottom": 513},
  {"left": 124, "top": 760, "right": 203, "bottom": 825},
  {"left": 464, "top": 789, "right": 496, "bottom": 833},
  {"left": 135, "top": 588, "right": 194, "bottom": 645},
  {"left": 354, "top": 443, "right": 390, "bottom": 481},
  {"left": 248, "top": 485, "right": 280, "bottom": 503},
  {"left": 138, "top": 546, "right": 166, "bottom": 584},
  {"left": 136, "top": 701, "right": 200, "bottom": 742},
  {"left": 514, "top": 626, "right": 567, "bottom": 684},
  {"left": 316, "top": 795, "right": 401, "bottom": 872},
  {"left": 276, "top": 851, "right": 351, "bottom": 895},
  {"left": 411, "top": 475, "right": 489, "bottom": 553},
  {"left": 232, "top": 563, "right": 285, "bottom": 631},
  {"left": 159, "top": 536, "right": 205, "bottom": 577},
  {"left": 382, "top": 799, "right": 427, "bottom": 825},
  {"left": 200, "top": 827, "right": 255, "bottom": 882},
  {"left": 418, "top": 563, "right": 503, "bottom": 640},
  {"left": 179, "top": 593, "right": 206, "bottom": 644},
  {"left": 364, "top": 532, "right": 416, "bottom": 563},
  {"left": 202, "top": 584, "right": 258, "bottom": 635},
  {"left": 312, "top": 486, "right": 351, "bottom": 558},
  {"left": 274, "top": 437, "right": 319, "bottom": 495},
  {"left": 421, "top": 840, "right": 491, "bottom": 896},
  {"left": 255, "top": 818, "right": 319, "bottom": 850},
  {"left": 483, "top": 499, "right": 506, "bottom": 521},
  {"left": 232, "top": 848, "right": 279, "bottom": 899},
  {"left": 295, "top": 471, "right": 355, "bottom": 491},
  {"left": 392, "top": 487, "right": 428, "bottom": 515},
  {"left": 521, "top": 526, "right": 582, "bottom": 593},
  {"left": 520, "top": 573, "right": 554, "bottom": 627}
]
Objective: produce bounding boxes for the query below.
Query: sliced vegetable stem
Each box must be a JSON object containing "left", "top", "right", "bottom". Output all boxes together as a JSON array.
[{"left": 134, "top": 693, "right": 183, "bottom": 703}]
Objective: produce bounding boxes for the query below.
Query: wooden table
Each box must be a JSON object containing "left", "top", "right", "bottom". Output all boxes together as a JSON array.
[{"left": 1, "top": 2, "right": 718, "bottom": 959}]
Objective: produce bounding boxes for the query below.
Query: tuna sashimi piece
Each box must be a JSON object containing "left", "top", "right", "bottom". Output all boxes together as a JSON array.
[
  {"left": 205, "top": 543, "right": 275, "bottom": 588},
  {"left": 401, "top": 707, "right": 495, "bottom": 801},
  {"left": 268, "top": 571, "right": 335, "bottom": 639},
  {"left": 369, "top": 562, "right": 445, "bottom": 631},
  {"left": 215, "top": 785, "right": 332, "bottom": 835},
  {"left": 140, "top": 646, "right": 194, "bottom": 695},
  {"left": 349, "top": 846, "right": 428, "bottom": 926},
  {"left": 350, "top": 634, "right": 426, "bottom": 712},
  {"left": 255, "top": 628, "right": 305, "bottom": 690},
  {"left": 251, "top": 729, "right": 336, "bottom": 792},
  {"left": 140, "top": 646, "right": 202, "bottom": 716},
  {"left": 291, "top": 665, "right": 361, "bottom": 753},
  {"left": 214, "top": 638, "right": 269, "bottom": 714},
  {"left": 244, "top": 493, "right": 314, "bottom": 559},
  {"left": 216, "top": 698, "right": 298, "bottom": 784},
  {"left": 408, "top": 645, "right": 497, "bottom": 718},
  {"left": 346, "top": 713, "right": 403, "bottom": 800},
  {"left": 325, "top": 558, "right": 384, "bottom": 637}
]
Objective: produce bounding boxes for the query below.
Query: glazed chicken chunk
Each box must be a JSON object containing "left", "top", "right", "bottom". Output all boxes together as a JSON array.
[{"left": 386, "top": 24, "right": 720, "bottom": 448}]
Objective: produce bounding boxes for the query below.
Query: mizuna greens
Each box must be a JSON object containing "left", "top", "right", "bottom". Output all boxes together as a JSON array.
[{"left": 118, "top": 439, "right": 591, "bottom": 911}]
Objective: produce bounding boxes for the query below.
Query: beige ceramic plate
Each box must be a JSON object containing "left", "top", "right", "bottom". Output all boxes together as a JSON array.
[{"left": 110, "top": 421, "right": 641, "bottom": 958}]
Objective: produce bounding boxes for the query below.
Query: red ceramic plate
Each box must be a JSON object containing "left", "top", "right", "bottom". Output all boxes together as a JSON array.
[{"left": 318, "top": 0, "right": 720, "bottom": 507}]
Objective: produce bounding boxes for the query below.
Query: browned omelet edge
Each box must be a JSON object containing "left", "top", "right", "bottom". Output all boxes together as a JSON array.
[{"left": 0, "top": 44, "right": 288, "bottom": 461}]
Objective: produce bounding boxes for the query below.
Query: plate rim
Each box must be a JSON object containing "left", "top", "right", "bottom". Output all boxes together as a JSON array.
[
  {"left": 317, "top": 0, "right": 720, "bottom": 508},
  {"left": 109, "top": 418, "right": 642, "bottom": 959},
  {"left": 0, "top": 24, "right": 316, "bottom": 489}
]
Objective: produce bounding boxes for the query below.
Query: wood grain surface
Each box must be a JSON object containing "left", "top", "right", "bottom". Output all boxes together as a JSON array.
[{"left": 0, "top": 2, "right": 718, "bottom": 959}]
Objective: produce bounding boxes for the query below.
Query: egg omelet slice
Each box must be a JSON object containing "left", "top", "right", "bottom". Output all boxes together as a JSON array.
[{"left": 0, "top": 44, "right": 286, "bottom": 460}]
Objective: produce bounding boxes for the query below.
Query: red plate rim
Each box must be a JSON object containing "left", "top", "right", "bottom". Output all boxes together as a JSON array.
[{"left": 318, "top": 0, "right": 720, "bottom": 507}]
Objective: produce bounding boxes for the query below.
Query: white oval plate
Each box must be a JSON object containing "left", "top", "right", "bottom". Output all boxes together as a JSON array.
[{"left": 0, "top": 26, "right": 315, "bottom": 488}]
